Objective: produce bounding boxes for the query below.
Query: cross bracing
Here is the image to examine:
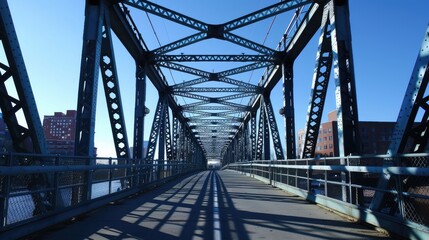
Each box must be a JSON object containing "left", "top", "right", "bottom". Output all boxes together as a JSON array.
[
  {"left": 3, "top": 1, "right": 429, "bottom": 235},
  {"left": 115, "top": 0, "right": 316, "bottom": 160}
]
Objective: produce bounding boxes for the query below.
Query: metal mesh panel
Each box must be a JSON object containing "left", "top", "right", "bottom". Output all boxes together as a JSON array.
[
  {"left": 7, "top": 193, "right": 34, "bottom": 224},
  {"left": 403, "top": 176, "right": 429, "bottom": 227}
]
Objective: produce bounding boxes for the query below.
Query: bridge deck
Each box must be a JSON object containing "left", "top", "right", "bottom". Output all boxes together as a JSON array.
[{"left": 34, "top": 170, "right": 389, "bottom": 240}]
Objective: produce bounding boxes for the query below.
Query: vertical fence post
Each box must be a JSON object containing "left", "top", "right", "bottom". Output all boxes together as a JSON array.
[
  {"left": 324, "top": 157, "right": 328, "bottom": 196},
  {"left": 0, "top": 153, "right": 12, "bottom": 227},
  {"left": 53, "top": 155, "right": 60, "bottom": 210}
]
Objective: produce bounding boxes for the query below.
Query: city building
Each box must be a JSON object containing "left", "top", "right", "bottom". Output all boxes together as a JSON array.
[
  {"left": 297, "top": 110, "right": 397, "bottom": 158},
  {"left": 43, "top": 110, "right": 77, "bottom": 155}
]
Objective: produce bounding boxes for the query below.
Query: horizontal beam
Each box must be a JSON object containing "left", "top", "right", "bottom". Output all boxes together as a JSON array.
[{"left": 152, "top": 54, "right": 278, "bottom": 62}]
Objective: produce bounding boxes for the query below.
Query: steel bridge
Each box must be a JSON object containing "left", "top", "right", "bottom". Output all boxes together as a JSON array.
[{"left": 0, "top": 0, "right": 428, "bottom": 239}]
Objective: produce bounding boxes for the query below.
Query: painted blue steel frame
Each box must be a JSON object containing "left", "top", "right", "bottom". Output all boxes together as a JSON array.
[
  {"left": 300, "top": 4, "right": 333, "bottom": 159},
  {"left": 0, "top": 0, "right": 47, "bottom": 155}
]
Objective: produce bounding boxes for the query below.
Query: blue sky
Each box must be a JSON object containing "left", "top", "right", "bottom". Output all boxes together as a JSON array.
[{"left": 4, "top": 1, "right": 429, "bottom": 157}]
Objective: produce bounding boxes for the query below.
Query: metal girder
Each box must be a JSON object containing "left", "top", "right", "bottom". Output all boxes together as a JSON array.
[
  {"left": 172, "top": 117, "right": 178, "bottom": 161},
  {"left": 123, "top": 0, "right": 208, "bottom": 31},
  {"left": 0, "top": 1, "right": 47, "bottom": 155},
  {"left": 300, "top": 5, "right": 333, "bottom": 159},
  {"left": 100, "top": 13, "right": 130, "bottom": 159},
  {"left": 218, "top": 77, "right": 258, "bottom": 88},
  {"left": 218, "top": 92, "right": 255, "bottom": 101},
  {"left": 250, "top": 113, "right": 257, "bottom": 160},
  {"left": 173, "top": 92, "right": 211, "bottom": 101},
  {"left": 182, "top": 105, "right": 250, "bottom": 111},
  {"left": 172, "top": 76, "right": 258, "bottom": 89},
  {"left": 186, "top": 112, "right": 241, "bottom": 118},
  {"left": 172, "top": 87, "right": 259, "bottom": 93},
  {"left": 218, "top": 62, "right": 273, "bottom": 77},
  {"left": 282, "top": 63, "right": 296, "bottom": 159},
  {"left": 133, "top": 63, "right": 147, "bottom": 159},
  {"left": 223, "top": 0, "right": 311, "bottom": 31},
  {"left": 388, "top": 24, "right": 429, "bottom": 155},
  {"left": 153, "top": 54, "right": 277, "bottom": 62},
  {"left": 190, "top": 115, "right": 242, "bottom": 122},
  {"left": 329, "top": 0, "right": 360, "bottom": 157},
  {"left": 75, "top": 3, "right": 105, "bottom": 157},
  {"left": 184, "top": 109, "right": 244, "bottom": 116},
  {"left": 153, "top": 32, "right": 207, "bottom": 54},
  {"left": 194, "top": 129, "right": 236, "bottom": 134},
  {"left": 264, "top": 97, "right": 285, "bottom": 160},
  {"left": 216, "top": 100, "right": 249, "bottom": 109},
  {"left": 248, "top": 2, "right": 323, "bottom": 114},
  {"left": 189, "top": 118, "right": 242, "bottom": 124},
  {"left": 172, "top": 77, "right": 209, "bottom": 88},
  {"left": 255, "top": 100, "right": 268, "bottom": 160},
  {"left": 191, "top": 126, "right": 239, "bottom": 131},
  {"left": 146, "top": 96, "right": 165, "bottom": 162},
  {"left": 165, "top": 98, "right": 173, "bottom": 161},
  {"left": 181, "top": 100, "right": 211, "bottom": 109},
  {"left": 0, "top": 0, "right": 57, "bottom": 218},
  {"left": 157, "top": 61, "right": 211, "bottom": 77},
  {"left": 223, "top": 33, "right": 277, "bottom": 55},
  {"left": 370, "top": 24, "right": 429, "bottom": 211}
]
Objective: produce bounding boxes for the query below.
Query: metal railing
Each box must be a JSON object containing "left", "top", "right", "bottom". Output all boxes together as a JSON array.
[
  {"left": 225, "top": 153, "right": 429, "bottom": 240},
  {"left": 0, "top": 152, "right": 204, "bottom": 239}
]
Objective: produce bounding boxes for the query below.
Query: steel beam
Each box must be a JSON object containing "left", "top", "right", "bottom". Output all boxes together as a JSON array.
[
  {"left": 157, "top": 61, "right": 211, "bottom": 77},
  {"left": 75, "top": 2, "right": 105, "bottom": 157},
  {"left": 329, "top": 0, "right": 360, "bottom": 157},
  {"left": 223, "top": 33, "right": 277, "bottom": 55},
  {"left": 218, "top": 62, "right": 273, "bottom": 77},
  {"left": 251, "top": 112, "right": 257, "bottom": 160},
  {"left": 264, "top": 96, "right": 285, "bottom": 160},
  {"left": 223, "top": 0, "right": 311, "bottom": 31},
  {"left": 282, "top": 64, "right": 296, "bottom": 159},
  {"left": 0, "top": 0, "right": 47, "bottom": 155},
  {"left": 133, "top": 63, "right": 147, "bottom": 159},
  {"left": 100, "top": 13, "right": 130, "bottom": 159},
  {"left": 123, "top": 0, "right": 208, "bottom": 31},
  {"left": 371, "top": 24, "right": 429, "bottom": 212},
  {"left": 300, "top": 5, "right": 333, "bottom": 159},
  {"left": 153, "top": 54, "right": 276, "bottom": 62},
  {"left": 153, "top": 32, "right": 207, "bottom": 54},
  {"left": 0, "top": 0, "right": 55, "bottom": 216},
  {"left": 146, "top": 96, "right": 164, "bottom": 162}
]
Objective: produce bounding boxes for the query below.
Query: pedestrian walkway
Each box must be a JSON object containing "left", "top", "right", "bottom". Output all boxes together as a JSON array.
[{"left": 29, "top": 170, "right": 390, "bottom": 240}]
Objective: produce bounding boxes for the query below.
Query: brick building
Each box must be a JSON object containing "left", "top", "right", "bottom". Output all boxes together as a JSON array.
[
  {"left": 297, "top": 110, "right": 397, "bottom": 158},
  {"left": 43, "top": 110, "right": 77, "bottom": 155}
]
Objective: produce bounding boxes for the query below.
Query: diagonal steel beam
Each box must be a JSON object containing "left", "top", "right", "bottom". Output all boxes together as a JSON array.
[
  {"left": 223, "top": 33, "right": 277, "bottom": 55},
  {"left": 100, "top": 12, "right": 130, "bottom": 159},
  {"left": 173, "top": 91, "right": 211, "bottom": 101},
  {"left": 300, "top": 5, "right": 333, "bottom": 159},
  {"left": 153, "top": 32, "right": 207, "bottom": 54},
  {"left": 218, "top": 92, "right": 255, "bottom": 101},
  {"left": 223, "top": 0, "right": 311, "bottom": 31},
  {"left": 123, "top": 0, "right": 208, "bottom": 31},
  {"left": 157, "top": 61, "right": 211, "bottom": 77},
  {"left": 218, "top": 62, "right": 273, "bottom": 77}
]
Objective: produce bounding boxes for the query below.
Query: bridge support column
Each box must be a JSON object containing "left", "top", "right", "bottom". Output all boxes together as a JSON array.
[
  {"left": 133, "top": 64, "right": 147, "bottom": 158},
  {"left": 300, "top": 3, "right": 333, "bottom": 159},
  {"left": 282, "top": 64, "right": 296, "bottom": 159},
  {"left": 329, "top": 0, "right": 361, "bottom": 203}
]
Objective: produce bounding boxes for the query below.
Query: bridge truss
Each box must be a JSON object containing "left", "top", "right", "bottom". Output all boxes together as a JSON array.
[{"left": 1, "top": 0, "right": 429, "bottom": 235}]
